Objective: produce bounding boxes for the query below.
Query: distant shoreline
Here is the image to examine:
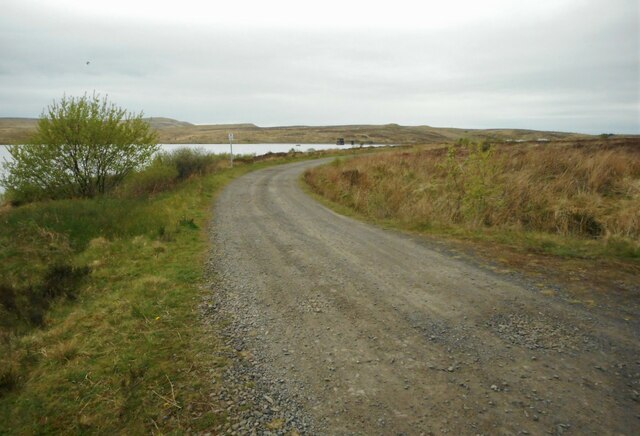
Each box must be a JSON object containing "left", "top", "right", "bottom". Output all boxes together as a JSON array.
[{"left": 0, "top": 117, "right": 598, "bottom": 145}]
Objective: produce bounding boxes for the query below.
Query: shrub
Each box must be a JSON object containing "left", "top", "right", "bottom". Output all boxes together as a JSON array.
[
  {"left": 118, "top": 160, "right": 179, "bottom": 198},
  {"left": 3, "top": 182, "right": 73, "bottom": 206},
  {"left": 116, "top": 148, "right": 235, "bottom": 198},
  {"left": 1, "top": 94, "right": 158, "bottom": 201},
  {"left": 158, "top": 148, "right": 223, "bottom": 180}
]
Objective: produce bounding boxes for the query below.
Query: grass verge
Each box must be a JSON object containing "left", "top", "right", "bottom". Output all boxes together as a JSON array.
[
  {"left": 304, "top": 140, "right": 640, "bottom": 260},
  {"left": 0, "top": 145, "right": 396, "bottom": 433},
  {"left": 0, "top": 157, "right": 298, "bottom": 433},
  {"left": 302, "top": 140, "right": 640, "bottom": 308}
]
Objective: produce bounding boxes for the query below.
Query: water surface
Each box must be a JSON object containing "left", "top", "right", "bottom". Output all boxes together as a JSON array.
[{"left": 0, "top": 143, "right": 390, "bottom": 194}]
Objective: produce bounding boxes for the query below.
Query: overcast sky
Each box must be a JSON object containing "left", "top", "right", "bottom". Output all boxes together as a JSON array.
[{"left": 1, "top": 0, "right": 638, "bottom": 133}]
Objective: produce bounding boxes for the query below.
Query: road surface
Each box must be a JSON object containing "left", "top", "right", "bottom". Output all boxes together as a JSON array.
[{"left": 208, "top": 159, "right": 639, "bottom": 435}]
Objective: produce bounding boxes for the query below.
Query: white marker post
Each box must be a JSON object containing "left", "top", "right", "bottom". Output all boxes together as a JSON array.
[{"left": 228, "top": 132, "right": 234, "bottom": 168}]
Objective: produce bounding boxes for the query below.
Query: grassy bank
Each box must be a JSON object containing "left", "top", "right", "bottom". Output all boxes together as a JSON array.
[
  {"left": 0, "top": 145, "right": 392, "bottom": 433},
  {"left": 0, "top": 147, "right": 304, "bottom": 433},
  {"left": 304, "top": 138, "right": 640, "bottom": 260},
  {"left": 0, "top": 162, "right": 246, "bottom": 433}
]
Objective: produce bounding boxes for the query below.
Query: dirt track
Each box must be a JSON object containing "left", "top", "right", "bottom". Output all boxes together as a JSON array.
[{"left": 208, "top": 159, "right": 640, "bottom": 435}]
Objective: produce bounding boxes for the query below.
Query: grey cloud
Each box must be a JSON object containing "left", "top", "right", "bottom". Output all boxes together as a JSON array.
[{"left": 0, "top": 0, "right": 638, "bottom": 133}]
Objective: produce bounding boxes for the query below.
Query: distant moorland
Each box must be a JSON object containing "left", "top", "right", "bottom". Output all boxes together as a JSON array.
[{"left": 0, "top": 117, "right": 593, "bottom": 145}]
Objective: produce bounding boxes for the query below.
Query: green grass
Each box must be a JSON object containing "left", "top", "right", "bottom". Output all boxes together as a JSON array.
[
  {"left": 0, "top": 145, "right": 391, "bottom": 433},
  {"left": 0, "top": 160, "right": 285, "bottom": 434}
]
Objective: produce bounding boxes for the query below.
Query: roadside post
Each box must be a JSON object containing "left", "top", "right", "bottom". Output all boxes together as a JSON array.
[{"left": 228, "top": 132, "right": 234, "bottom": 168}]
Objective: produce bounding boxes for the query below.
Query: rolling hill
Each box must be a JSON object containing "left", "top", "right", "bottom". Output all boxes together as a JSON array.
[{"left": 0, "top": 117, "right": 590, "bottom": 145}]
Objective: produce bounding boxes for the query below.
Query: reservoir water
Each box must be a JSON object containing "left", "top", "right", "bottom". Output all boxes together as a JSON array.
[{"left": 0, "top": 143, "right": 390, "bottom": 194}]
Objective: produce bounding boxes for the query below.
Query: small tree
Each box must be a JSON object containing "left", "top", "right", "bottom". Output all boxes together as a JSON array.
[{"left": 1, "top": 94, "right": 158, "bottom": 201}]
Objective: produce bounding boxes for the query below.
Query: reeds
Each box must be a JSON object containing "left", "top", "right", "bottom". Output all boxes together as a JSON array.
[{"left": 305, "top": 140, "right": 640, "bottom": 255}]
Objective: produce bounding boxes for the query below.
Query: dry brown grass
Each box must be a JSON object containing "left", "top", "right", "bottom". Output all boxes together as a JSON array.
[
  {"left": 0, "top": 117, "right": 589, "bottom": 145},
  {"left": 305, "top": 138, "right": 640, "bottom": 258},
  {"left": 46, "top": 338, "right": 80, "bottom": 363},
  {"left": 0, "top": 118, "right": 37, "bottom": 144},
  {"left": 153, "top": 124, "right": 588, "bottom": 145}
]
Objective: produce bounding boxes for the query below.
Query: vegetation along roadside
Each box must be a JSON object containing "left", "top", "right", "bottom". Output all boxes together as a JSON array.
[
  {"left": 0, "top": 146, "right": 385, "bottom": 433},
  {"left": 303, "top": 137, "right": 640, "bottom": 308},
  {"left": 0, "top": 147, "right": 238, "bottom": 432},
  {"left": 0, "top": 94, "right": 388, "bottom": 433}
]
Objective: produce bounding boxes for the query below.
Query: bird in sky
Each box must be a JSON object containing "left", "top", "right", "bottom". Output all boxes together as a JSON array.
[{"left": 86, "top": 61, "right": 90, "bottom": 66}]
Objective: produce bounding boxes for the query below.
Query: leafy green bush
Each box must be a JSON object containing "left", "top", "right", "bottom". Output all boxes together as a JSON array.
[
  {"left": 1, "top": 94, "right": 158, "bottom": 202},
  {"left": 3, "top": 182, "right": 74, "bottom": 206},
  {"left": 158, "top": 148, "right": 224, "bottom": 180},
  {"left": 118, "top": 160, "right": 179, "bottom": 198}
]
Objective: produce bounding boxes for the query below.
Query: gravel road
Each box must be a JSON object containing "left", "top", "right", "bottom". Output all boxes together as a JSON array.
[{"left": 206, "top": 159, "right": 640, "bottom": 435}]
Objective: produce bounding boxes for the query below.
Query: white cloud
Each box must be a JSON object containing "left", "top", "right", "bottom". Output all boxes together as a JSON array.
[{"left": 23, "top": 0, "right": 575, "bottom": 29}]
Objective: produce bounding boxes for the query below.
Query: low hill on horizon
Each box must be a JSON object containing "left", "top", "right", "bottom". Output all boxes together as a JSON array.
[
  {"left": 143, "top": 117, "right": 194, "bottom": 129},
  {"left": 0, "top": 116, "right": 594, "bottom": 145}
]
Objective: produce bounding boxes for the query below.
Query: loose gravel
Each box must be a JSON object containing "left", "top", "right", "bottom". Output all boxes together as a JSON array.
[{"left": 202, "top": 159, "right": 640, "bottom": 435}]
